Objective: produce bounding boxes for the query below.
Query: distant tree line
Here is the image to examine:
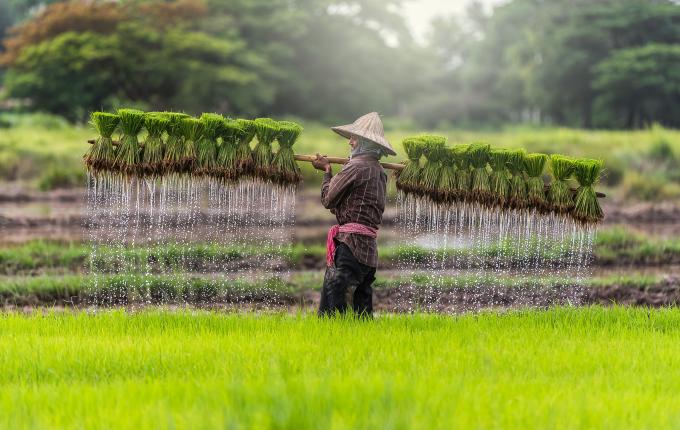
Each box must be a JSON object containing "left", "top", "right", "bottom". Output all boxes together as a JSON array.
[{"left": 0, "top": 0, "right": 679, "bottom": 128}]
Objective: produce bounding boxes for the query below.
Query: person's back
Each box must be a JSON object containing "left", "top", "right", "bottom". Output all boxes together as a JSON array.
[{"left": 312, "top": 112, "right": 394, "bottom": 317}]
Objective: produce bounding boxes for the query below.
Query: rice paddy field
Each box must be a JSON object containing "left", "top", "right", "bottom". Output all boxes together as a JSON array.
[
  {"left": 3, "top": 114, "right": 680, "bottom": 428},
  {"left": 2, "top": 308, "right": 680, "bottom": 429}
]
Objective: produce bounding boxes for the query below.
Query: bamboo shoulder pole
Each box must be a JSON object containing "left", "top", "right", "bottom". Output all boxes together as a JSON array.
[
  {"left": 86, "top": 140, "right": 605, "bottom": 197},
  {"left": 293, "top": 154, "right": 405, "bottom": 171}
]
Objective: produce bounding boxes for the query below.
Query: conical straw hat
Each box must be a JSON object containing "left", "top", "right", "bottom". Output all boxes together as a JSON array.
[{"left": 331, "top": 112, "right": 396, "bottom": 156}]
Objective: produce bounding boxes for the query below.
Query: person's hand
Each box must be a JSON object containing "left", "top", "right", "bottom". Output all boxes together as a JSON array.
[{"left": 312, "top": 153, "right": 331, "bottom": 173}]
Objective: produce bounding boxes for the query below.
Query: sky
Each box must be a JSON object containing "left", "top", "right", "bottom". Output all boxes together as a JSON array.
[{"left": 402, "top": 0, "right": 506, "bottom": 41}]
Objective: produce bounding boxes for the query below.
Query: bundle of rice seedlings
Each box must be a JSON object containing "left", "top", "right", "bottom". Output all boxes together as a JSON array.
[
  {"left": 524, "top": 153, "right": 549, "bottom": 211},
  {"left": 549, "top": 155, "right": 577, "bottom": 213},
  {"left": 162, "top": 112, "right": 190, "bottom": 175},
  {"left": 85, "top": 112, "right": 119, "bottom": 175},
  {"left": 395, "top": 137, "right": 425, "bottom": 195},
  {"left": 140, "top": 113, "right": 169, "bottom": 178},
  {"left": 272, "top": 120, "right": 304, "bottom": 186},
  {"left": 179, "top": 117, "right": 204, "bottom": 174},
  {"left": 437, "top": 146, "right": 457, "bottom": 204},
  {"left": 573, "top": 159, "right": 604, "bottom": 224},
  {"left": 417, "top": 135, "right": 447, "bottom": 201},
  {"left": 468, "top": 142, "right": 492, "bottom": 205},
  {"left": 196, "top": 113, "right": 225, "bottom": 176},
  {"left": 215, "top": 119, "right": 243, "bottom": 183},
  {"left": 234, "top": 119, "right": 256, "bottom": 176},
  {"left": 507, "top": 149, "right": 528, "bottom": 209},
  {"left": 252, "top": 118, "right": 280, "bottom": 181},
  {"left": 489, "top": 148, "right": 512, "bottom": 207},
  {"left": 453, "top": 144, "right": 471, "bottom": 201},
  {"left": 114, "top": 108, "right": 145, "bottom": 176}
]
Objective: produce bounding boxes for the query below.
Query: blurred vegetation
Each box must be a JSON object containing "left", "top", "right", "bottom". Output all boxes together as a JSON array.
[
  {"left": 5, "top": 114, "right": 680, "bottom": 199},
  {"left": 0, "top": 0, "right": 678, "bottom": 128}
]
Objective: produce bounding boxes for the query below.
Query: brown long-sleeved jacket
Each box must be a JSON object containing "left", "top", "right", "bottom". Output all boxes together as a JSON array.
[{"left": 321, "top": 153, "right": 387, "bottom": 268}]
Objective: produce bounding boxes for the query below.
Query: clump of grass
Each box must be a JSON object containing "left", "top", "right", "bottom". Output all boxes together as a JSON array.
[
  {"left": 215, "top": 119, "right": 243, "bottom": 183},
  {"left": 507, "top": 149, "right": 527, "bottom": 209},
  {"left": 524, "top": 153, "right": 549, "bottom": 210},
  {"left": 573, "top": 159, "right": 604, "bottom": 223},
  {"left": 114, "top": 108, "right": 145, "bottom": 176},
  {"left": 489, "top": 148, "right": 511, "bottom": 207},
  {"left": 549, "top": 155, "right": 576, "bottom": 213},
  {"left": 396, "top": 137, "right": 425, "bottom": 195},
  {"left": 179, "top": 118, "right": 204, "bottom": 174},
  {"left": 196, "top": 113, "right": 224, "bottom": 176},
  {"left": 252, "top": 118, "right": 280, "bottom": 182},
  {"left": 234, "top": 119, "right": 256, "bottom": 176},
  {"left": 437, "top": 146, "right": 457, "bottom": 204},
  {"left": 453, "top": 144, "right": 471, "bottom": 201},
  {"left": 272, "top": 121, "right": 304, "bottom": 187},
  {"left": 161, "top": 112, "right": 190, "bottom": 175},
  {"left": 140, "top": 113, "right": 169, "bottom": 178},
  {"left": 468, "top": 142, "right": 492, "bottom": 205},
  {"left": 85, "top": 112, "right": 119, "bottom": 175},
  {"left": 418, "top": 135, "right": 447, "bottom": 201}
]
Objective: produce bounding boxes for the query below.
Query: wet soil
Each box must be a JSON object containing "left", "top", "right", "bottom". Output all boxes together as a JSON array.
[{"left": 5, "top": 277, "right": 680, "bottom": 312}]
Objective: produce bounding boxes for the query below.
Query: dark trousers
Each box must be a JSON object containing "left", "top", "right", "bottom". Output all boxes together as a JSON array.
[{"left": 318, "top": 242, "right": 376, "bottom": 317}]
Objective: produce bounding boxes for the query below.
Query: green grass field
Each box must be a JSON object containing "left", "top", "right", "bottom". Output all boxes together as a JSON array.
[
  {"left": 3, "top": 113, "right": 680, "bottom": 199},
  {"left": 1, "top": 308, "right": 680, "bottom": 429}
]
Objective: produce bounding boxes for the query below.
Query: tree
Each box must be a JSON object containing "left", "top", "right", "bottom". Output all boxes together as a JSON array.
[{"left": 593, "top": 44, "right": 680, "bottom": 128}]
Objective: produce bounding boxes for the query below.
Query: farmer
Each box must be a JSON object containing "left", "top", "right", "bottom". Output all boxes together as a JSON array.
[{"left": 312, "top": 112, "right": 396, "bottom": 317}]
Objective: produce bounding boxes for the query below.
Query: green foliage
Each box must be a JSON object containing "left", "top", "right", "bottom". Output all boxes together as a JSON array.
[
  {"left": 437, "top": 147, "right": 457, "bottom": 203},
  {"left": 453, "top": 144, "right": 471, "bottom": 200},
  {"left": 141, "top": 113, "right": 169, "bottom": 177},
  {"left": 234, "top": 119, "right": 256, "bottom": 175},
  {"left": 252, "top": 118, "right": 280, "bottom": 181},
  {"left": 161, "top": 112, "right": 190, "bottom": 175},
  {"left": 272, "top": 121, "right": 304, "bottom": 186},
  {"left": 85, "top": 112, "right": 119, "bottom": 174},
  {"left": 489, "top": 149, "right": 512, "bottom": 206},
  {"left": 549, "top": 155, "right": 576, "bottom": 212},
  {"left": 418, "top": 135, "right": 448, "bottom": 200},
  {"left": 573, "top": 159, "right": 604, "bottom": 223},
  {"left": 524, "top": 153, "right": 549, "bottom": 209},
  {"left": 179, "top": 118, "right": 204, "bottom": 173},
  {"left": 468, "top": 143, "right": 492, "bottom": 203},
  {"left": 37, "top": 165, "right": 86, "bottom": 191},
  {"left": 507, "top": 149, "right": 528, "bottom": 208},
  {"left": 195, "top": 113, "right": 225, "bottom": 176},
  {"left": 396, "top": 137, "right": 425, "bottom": 194},
  {"left": 114, "top": 108, "right": 145, "bottom": 176},
  {"left": 215, "top": 119, "right": 243, "bottom": 182}
]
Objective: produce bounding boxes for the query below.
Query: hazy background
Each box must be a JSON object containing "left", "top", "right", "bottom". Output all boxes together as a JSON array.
[{"left": 2, "top": 0, "right": 678, "bottom": 128}]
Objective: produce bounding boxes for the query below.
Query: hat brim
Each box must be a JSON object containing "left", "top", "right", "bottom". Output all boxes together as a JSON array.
[{"left": 331, "top": 125, "right": 397, "bottom": 156}]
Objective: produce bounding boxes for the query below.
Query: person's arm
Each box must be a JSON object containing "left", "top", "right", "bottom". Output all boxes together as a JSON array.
[{"left": 321, "top": 164, "right": 355, "bottom": 210}]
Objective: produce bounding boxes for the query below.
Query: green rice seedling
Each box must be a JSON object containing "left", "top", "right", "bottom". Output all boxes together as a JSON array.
[
  {"left": 437, "top": 146, "right": 457, "bottom": 204},
  {"left": 549, "top": 155, "right": 577, "bottom": 213},
  {"left": 507, "top": 149, "right": 528, "bottom": 209},
  {"left": 573, "top": 158, "right": 604, "bottom": 223},
  {"left": 252, "top": 118, "right": 280, "bottom": 182},
  {"left": 489, "top": 148, "right": 512, "bottom": 207},
  {"left": 468, "top": 142, "right": 492, "bottom": 205},
  {"left": 234, "top": 119, "right": 256, "bottom": 176},
  {"left": 215, "top": 119, "right": 243, "bottom": 183},
  {"left": 396, "top": 137, "right": 425, "bottom": 195},
  {"left": 524, "top": 153, "right": 549, "bottom": 211},
  {"left": 161, "top": 112, "right": 190, "bottom": 174},
  {"left": 196, "top": 113, "right": 225, "bottom": 177},
  {"left": 272, "top": 120, "right": 304, "bottom": 187},
  {"left": 418, "top": 135, "right": 447, "bottom": 201},
  {"left": 179, "top": 118, "right": 204, "bottom": 174},
  {"left": 140, "top": 113, "right": 169, "bottom": 178},
  {"left": 114, "top": 108, "right": 145, "bottom": 176},
  {"left": 453, "top": 144, "right": 471, "bottom": 201},
  {"left": 85, "top": 112, "right": 119, "bottom": 175}
]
